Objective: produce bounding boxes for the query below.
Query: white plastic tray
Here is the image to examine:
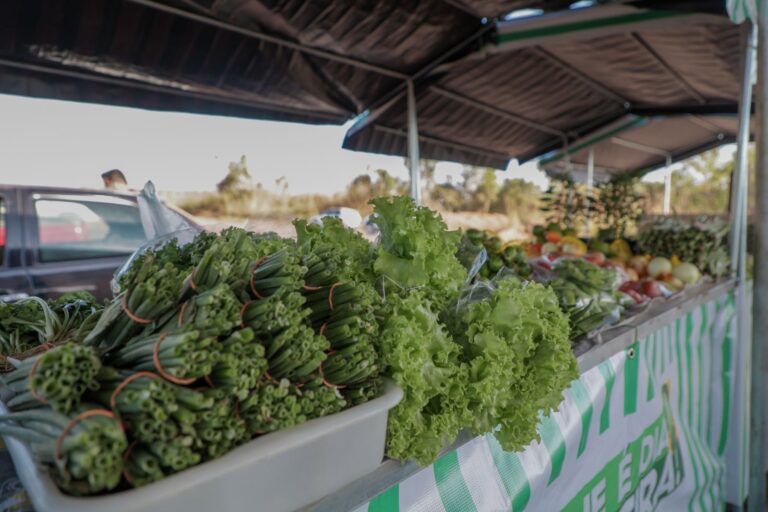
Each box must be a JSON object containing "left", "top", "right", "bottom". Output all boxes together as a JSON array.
[{"left": 1, "top": 380, "right": 402, "bottom": 512}]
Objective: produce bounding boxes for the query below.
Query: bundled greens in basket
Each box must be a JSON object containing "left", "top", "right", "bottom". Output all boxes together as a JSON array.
[
  {"left": 544, "top": 258, "right": 625, "bottom": 339},
  {"left": 3, "top": 343, "right": 102, "bottom": 414},
  {"left": 0, "top": 405, "right": 127, "bottom": 495},
  {"left": 453, "top": 277, "right": 578, "bottom": 451},
  {"left": 0, "top": 196, "right": 586, "bottom": 494},
  {"left": 0, "top": 293, "right": 102, "bottom": 360},
  {"left": 85, "top": 251, "right": 187, "bottom": 352},
  {"left": 294, "top": 217, "right": 381, "bottom": 400}
]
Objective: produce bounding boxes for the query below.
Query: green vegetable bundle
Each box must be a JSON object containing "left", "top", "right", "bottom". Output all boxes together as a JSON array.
[
  {"left": 90, "top": 368, "right": 180, "bottom": 443},
  {"left": 191, "top": 388, "right": 249, "bottom": 460},
  {"left": 106, "top": 330, "right": 216, "bottom": 384},
  {"left": 455, "top": 278, "right": 578, "bottom": 451},
  {"left": 240, "top": 291, "right": 310, "bottom": 336},
  {"left": 457, "top": 229, "right": 531, "bottom": 279},
  {"left": 239, "top": 377, "right": 345, "bottom": 435},
  {"left": 545, "top": 259, "right": 624, "bottom": 339},
  {"left": 379, "top": 291, "right": 467, "bottom": 465},
  {"left": 188, "top": 227, "right": 261, "bottom": 292},
  {"left": 637, "top": 216, "right": 730, "bottom": 277},
  {"left": 0, "top": 294, "right": 101, "bottom": 360},
  {"left": 370, "top": 196, "right": 467, "bottom": 312},
  {"left": 247, "top": 248, "right": 305, "bottom": 299},
  {"left": 4, "top": 343, "right": 102, "bottom": 414},
  {"left": 86, "top": 254, "right": 186, "bottom": 352},
  {"left": 159, "top": 283, "right": 242, "bottom": 338},
  {"left": 208, "top": 328, "right": 267, "bottom": 400},
  {"left": 0, "top": 405, "right": 127, "bottom": 495}
]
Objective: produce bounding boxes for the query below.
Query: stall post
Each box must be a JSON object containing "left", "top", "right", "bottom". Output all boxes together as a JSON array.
[
  {"left": 751, "top": 2, "right": 768, "bottom": 508},
  {"left": 406, "top": 79, "right": 421, "bottom": 204},
  {"left": 586, "top": 148, "right": 594, "bottom": 231},
  {"left": 663, "top": 155, "right": 672, "bottom": 215}
]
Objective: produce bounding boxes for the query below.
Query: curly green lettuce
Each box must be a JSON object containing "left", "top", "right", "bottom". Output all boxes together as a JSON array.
[
  {"left": 379, "top": 291, "right": 467, "bottom": 465},
  {"left": 370, "top": 196, "right": 467, "bottom": 312},
  {"left": 459, "top": 278, "right": 578, "bottom": 451}
]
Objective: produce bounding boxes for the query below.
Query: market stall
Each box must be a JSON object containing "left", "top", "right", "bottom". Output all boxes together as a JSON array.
[{"left": 0, "top": 1, "right": 763, "bottom": 511}]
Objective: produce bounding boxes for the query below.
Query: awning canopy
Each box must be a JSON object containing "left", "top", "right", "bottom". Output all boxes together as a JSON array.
[
  {"left": 343, "top": 1, "right": 745, "bottom": 168},
  {"left": 538, "top": 114, "right": 744, "bottom": 181},
  {"left": 0, "top": 0, "right": 578, "bottom": 125}
]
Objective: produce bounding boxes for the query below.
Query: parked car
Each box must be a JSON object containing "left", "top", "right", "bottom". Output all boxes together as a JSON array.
[
  {"left": 0, "top": 185, "right": 198, "bottom": 301},
  {"left": 309, "top": 207, "right": 362, "bottom": 229}
]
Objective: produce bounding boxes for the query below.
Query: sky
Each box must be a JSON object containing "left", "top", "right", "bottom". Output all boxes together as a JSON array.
[{"left": 0, "top": 94, "right": 549, "bottom": 195}]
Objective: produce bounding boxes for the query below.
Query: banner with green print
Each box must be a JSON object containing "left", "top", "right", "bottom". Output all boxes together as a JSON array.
[{"left": 355, "top": 290, "right": 743, "bottom": 512}]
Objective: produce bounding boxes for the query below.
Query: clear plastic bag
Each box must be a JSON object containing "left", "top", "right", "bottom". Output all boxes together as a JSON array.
[{"left": 111, "top": 182, "right": 203, "bottom": 295}]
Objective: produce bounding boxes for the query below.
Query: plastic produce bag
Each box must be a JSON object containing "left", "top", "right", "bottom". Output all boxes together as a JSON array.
[{"left": 111, "top": 182, "right": 202, "bottom": 294}]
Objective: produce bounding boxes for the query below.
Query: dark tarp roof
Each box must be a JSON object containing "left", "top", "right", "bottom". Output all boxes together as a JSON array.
[
  {"left": 538, "top": 115, "right": 745, "bottom": 181},
  {"left": 0, "top": 0, "right": 580, "bottom": 125},
  {"left": 343, "top": 1, "right": 746, "bottom": 168}
]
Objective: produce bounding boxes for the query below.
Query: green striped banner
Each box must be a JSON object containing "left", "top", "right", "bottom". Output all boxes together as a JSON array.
[
  {"left": 358, "top": 290, "right": 744, "bottom": 511},
  {"left": 727, "top": 0, "right": 760, "bottom": 23}
]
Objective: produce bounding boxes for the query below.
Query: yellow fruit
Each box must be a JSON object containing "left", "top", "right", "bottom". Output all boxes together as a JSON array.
[
  {"left": 610, "top": 239, "right": 632, "bottom": 262},
  {"left": 559, "top": 236, "right": 587, "bottom": 256},
  {"left": 670, "top": 255, "right": 681, "bottom": 268}
]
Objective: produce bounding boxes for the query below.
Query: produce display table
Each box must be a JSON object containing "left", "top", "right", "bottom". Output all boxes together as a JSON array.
[
  {"left": 306, "top": 279, "right": 745, "bottom": 512},
  {"left": 0, "top": 280, "right": 744, "bottom": 512}
]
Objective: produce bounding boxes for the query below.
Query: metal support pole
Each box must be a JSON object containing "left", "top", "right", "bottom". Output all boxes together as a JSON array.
[
  {"left": 586, "top": 148, "right": 595, "bottom": 232},
  {"left": 731, "top": 25, "right": 756, "bottom": 278},
  {"left": 663, "top": 156, "right": 672, "bottom": 215},
  {"left": 406, "top": 80, "right": 421, "bottom": 204},
  {"left": 751, "top": 4, "right": 768, "bottom": 508}
]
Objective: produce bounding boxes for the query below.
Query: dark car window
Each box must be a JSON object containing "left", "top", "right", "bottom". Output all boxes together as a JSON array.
[
  {"left": 35, "top": 197, "right": 147, "bottom": 263},
  {"left": 0, "top": 197, "right": 6, "bottom": 266}
]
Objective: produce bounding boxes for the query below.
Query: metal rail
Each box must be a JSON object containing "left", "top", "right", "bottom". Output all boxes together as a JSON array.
[
  {"left": 124, "top": 0, "right": 409, "bottom": 80},
  {"left": 0, "top": 57, "right": 343, "bottom": 121}
]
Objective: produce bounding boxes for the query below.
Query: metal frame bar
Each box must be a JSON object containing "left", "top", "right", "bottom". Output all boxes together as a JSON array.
[
  {"left": 629, "top": 32, "right": 707, "bottom": 105},
  {"left": 495, "top": 5, "right": 721, "bottom": 46},
  {"left": 373, "top": 125, "right": 510, "bottom": 162},
  {"left": 609, "top": 137, "right": 673, "bottom": 214},
  {"left": 124, "top": 0, "right": 409, "bottom": 80},
  {"left": 750, "top": 5, "right": 767, "bottom": 507},
  {"left": 611, "top": 136, "right": 670, "bottom": 157},
  {"left": 531, "top": 46, "right": 630, "bottom": 106},
  {"left": 0, "top": 56, "right": 344, "bottom": 121},
  {"left": 539, "top": 116, "right": 645, "bottom": 165},
  {"left": 345, "top": 23, "right": 496, "bottom": 132},
  {"left": 429, "top": 85, "right": 567, "bottom": 137},
  {"left": 688, "top": 115, "right": 729, "bottom": 135},
  {"left": 406, "top": 80, "right": 422, "bottom": 203}
]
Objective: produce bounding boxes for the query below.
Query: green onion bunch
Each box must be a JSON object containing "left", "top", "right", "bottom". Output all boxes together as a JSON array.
[
  {"left": 295, "top": 376, "right": 346, "bottom": 419},
  {"left": 4, "top": 343, "right": 102, "bottom": 414},
  {"left": 142, "top": 435, "right": 201, "bottom": 474},
  {"left": 159, "top": 283, "right": 242, "bottom": 339},
  {"left": 86, "top": 257, "right": 186, "bottom": 352},
  {"left": 263, "top": 324, "right": 328, "bottom": 381},
  {"left": 240, "top": 379, "right": 307, "bottom": 435},
  {"left": 240, "top": 291, "right": 309, "bottom": 337},
  {"left": 105, "top": 330, "right": 216, "bottom": 383},
  {"left": 191, "top": 388, "right": 248, "bottom": 460},
  {"left": 208, "top": 329, "right": 267, "bottom": 400},
  {"left": 0, "top": 405, "right": 127, "bottom": 495},
  {"left": 0, "top": 294, "right": 102, "bottom": 357},
  {"left": 248, "top": 248, "right": 306, "bottom": 299},
  {"left": 188, "top": 228, "right": 260, "bottom": 292},
  {"left": 302, "top": 280, "right": 380, "bottom": 392},
  {"left": 89, "top": 368, "right": 179, "bottom": 443},
  {"left": 123, "top": 443, "right": 165, "bottom": 487}
]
